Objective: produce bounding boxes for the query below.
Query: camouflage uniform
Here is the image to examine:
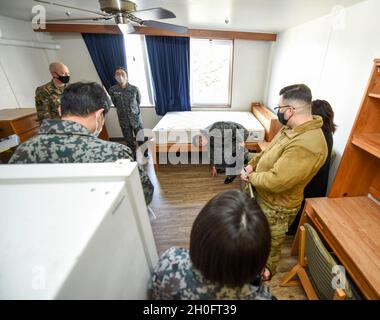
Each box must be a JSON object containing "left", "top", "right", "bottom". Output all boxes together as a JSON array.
[
  {"left": 109, "top": 83, "right": 144, "bottom": 157},
  {"left": 202, "top": 121, "right": 249, "bottom": 175},
  {"left": 149, "top": 247, "right": 274, "bottom": 300},
  {"left": 35, "top": 80, "right": 66, "bottom": 123},
  {"left": 9, "top": 119, "right": 154, "bottom": 204},
  {"left": 255, "top": 193, "right": 299, "bottom": 275}
]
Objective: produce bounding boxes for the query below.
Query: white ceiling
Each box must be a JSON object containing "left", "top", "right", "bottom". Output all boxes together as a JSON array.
[{"left": 0, "top": 0, "right": 367, "bottom": 32}]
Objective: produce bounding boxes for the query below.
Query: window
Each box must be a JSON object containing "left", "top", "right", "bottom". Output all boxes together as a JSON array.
[
  {"left": 190, "top": 38, "right": 233, "bottom": 106},
  {"left": 123, "top": 36, "right": 233, "bottom": 108},
  {"left": 124, "top": 35, "right": 154, "bottom": 106}
]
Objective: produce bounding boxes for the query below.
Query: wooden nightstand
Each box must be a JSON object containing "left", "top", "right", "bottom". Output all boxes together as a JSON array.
[{"left": 0, "top": 108, "right": 39, "bottom": 143}]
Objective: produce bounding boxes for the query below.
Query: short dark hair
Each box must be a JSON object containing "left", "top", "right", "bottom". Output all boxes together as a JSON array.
[
  {"left": 312, "top": 99, "right": 337, "bottom": 134},
  {"left": 190, "top": 189, "right": 271, "bottom": 287},
  {"left": 60, "top": 82, "right": 110, "bottom": 117},
  {"left": 279, "top": 84, "right": 312, "bottom": 104},
  {"left": 115, "top": 66, "right": 128, "bottom": 74}
]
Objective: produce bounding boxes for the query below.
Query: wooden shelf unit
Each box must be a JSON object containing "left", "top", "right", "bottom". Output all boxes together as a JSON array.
[
  {"left": 329, "top": 59, "right": 380, "bottom": 198},
  {"left": 368, "top": 93, "right": 380, "bottom": 99},
  {"left": 290, "top": 60, "right": 380, "bottom": 300},
  {"left": 352, "top": 133, "right": 380, "bottom": 159}
]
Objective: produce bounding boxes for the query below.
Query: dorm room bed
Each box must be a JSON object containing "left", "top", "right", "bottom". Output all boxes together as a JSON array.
[{"left": 150, "top": 103, "right": 282, "bottom": 171}]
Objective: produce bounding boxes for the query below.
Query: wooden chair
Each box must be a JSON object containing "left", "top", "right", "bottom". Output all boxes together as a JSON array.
[{"left": 281, "top": 223, "right": 354, "bottom": 300}]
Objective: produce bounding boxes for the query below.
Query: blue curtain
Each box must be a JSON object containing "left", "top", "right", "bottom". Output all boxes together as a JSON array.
[
  {"left": 82, "top": 33, "right": 126, "bottom": 90},
  {"left": 145, "top": 36, "right": 191, "bottom": 116}
]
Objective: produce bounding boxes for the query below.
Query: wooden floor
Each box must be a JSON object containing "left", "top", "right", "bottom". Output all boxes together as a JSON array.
[{"left": 146, "top": 160, "right": 307, "bottom": 300}]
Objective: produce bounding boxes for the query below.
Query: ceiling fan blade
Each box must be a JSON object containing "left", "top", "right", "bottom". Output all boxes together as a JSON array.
[
  {"left": 34, "top": 0, "right": 110, "bottom": 17},
  {"left": 46, "top": 17, "right": 111, "bottom": 22},
  {"left": 142, "top": 20, "right": 188, "bottom": 34},
  {"left": 131, "top": 7, "right": 176, "bottom": 21}
]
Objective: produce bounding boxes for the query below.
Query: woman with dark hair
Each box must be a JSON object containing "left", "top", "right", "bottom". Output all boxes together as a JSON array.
[
  {"left": 287, "top": 99, "right": 337, "bottom": 235},
  {"left": 149, "top": 189, "right": 274, "bottom": 300}
]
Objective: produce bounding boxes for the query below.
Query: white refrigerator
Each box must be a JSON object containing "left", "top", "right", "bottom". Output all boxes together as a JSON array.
[{"left": 0, "top": 160, "right": 158, "bottom": 299}]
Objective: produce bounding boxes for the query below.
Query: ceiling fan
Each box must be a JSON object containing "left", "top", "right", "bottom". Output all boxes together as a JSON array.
[{"left": 33, "top": 0, "right": 188, "bottom": 34}]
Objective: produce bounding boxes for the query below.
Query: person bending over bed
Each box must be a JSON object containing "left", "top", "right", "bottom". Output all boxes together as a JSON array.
[
  {"left": 192, "top": 121, "right": 250, "bottom": 184},
  {"left": 149, "top": 189, "right": 274, "bottom": 300}
]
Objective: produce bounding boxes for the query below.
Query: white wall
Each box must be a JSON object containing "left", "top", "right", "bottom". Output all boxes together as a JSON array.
[
  {"left": 265, "top": 0, "right": 380, "bottom": 187},
  {"left": 231, "top": 39, "right": 271, "bottom": 110},
  {"left": 0, "top": 16, "right": 102, "bottom": 108},
  {"left": 0, "top": 16, "right": 52, "bottom": 109},
  {"left": 40, "top": 33, "right": 101, "bottom": 84}
]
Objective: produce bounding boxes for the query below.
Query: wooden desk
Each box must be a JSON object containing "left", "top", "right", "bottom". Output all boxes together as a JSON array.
[
  {"left": 257, "top": 140, "right": 270, "bottom": 152},
  {"left": 0, "top": 108, "right": 39, "bottom": 144},
  {"left": 0, "top": 108, "right": 110, "bottom": 141},
  {"left": 291, "top": 197, "right": 380, "bottom": 299}
]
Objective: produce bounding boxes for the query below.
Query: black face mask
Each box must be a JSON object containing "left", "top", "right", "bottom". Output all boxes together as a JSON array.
[
  {"left": 277, "top": 111, "right": 288, "bottom": 125},
  {"left": 56, "top": 75, "right": 70, "bottom": 84}
]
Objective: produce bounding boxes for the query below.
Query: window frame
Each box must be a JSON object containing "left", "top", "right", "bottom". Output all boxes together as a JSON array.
[
  {"left": 190, "top": 38, "right": 234, "bottom": 108},
  {"left": 124, "top": 36, "right": 235, "bottom": 109},
  {"left": 140, "top": 36, "right": 155, "bottom": 108}
]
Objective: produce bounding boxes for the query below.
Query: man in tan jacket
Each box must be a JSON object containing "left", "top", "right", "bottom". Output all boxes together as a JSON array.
[{"left": 241, "top": 84, "right": 327, "bottom": 279}]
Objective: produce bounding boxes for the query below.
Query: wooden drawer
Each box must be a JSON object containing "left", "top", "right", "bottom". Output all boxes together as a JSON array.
[
  {"left": 18, "top": 127, "right": 39, "bottom": 143},
  {"left": 12, "top": 114, "right": 39, "bottom": 135},
  {"left": 245, "top": 142, "right": 260, "bottom": 152},
  {"left": 305, "top": 207, "right": 326, "bottom": 233},
  {"left": 0, "top": 121, "right": 15, "bottom": 139},
  {"left": 292, "top": 205, "right": 329, "bottom": 256}
]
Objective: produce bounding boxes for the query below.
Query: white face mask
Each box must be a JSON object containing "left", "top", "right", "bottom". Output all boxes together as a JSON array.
[
  {"left": 115, "top": 75, "right": 127, "bottom": 85},
  {"left": 94, "top": 113, "right": 103, "bottom": 137}
]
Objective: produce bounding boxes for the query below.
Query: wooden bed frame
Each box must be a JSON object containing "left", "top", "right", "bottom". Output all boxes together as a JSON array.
[{"left": 150, "top": 102, "right": 282, "bottom": 172}]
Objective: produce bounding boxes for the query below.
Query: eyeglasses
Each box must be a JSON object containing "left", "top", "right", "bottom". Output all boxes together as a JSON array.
[{"left": 274, "top": 105, "right": 295, "bottom": 111}]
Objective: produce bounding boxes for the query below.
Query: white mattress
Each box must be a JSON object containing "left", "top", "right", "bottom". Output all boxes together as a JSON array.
[{"left": 152, "top": 111, "right": 265, "bottom": 144}]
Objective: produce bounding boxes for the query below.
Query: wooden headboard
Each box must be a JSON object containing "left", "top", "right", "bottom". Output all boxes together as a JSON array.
[{"left": 251, "top": 102, "right": 282, "bottom": 142}]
